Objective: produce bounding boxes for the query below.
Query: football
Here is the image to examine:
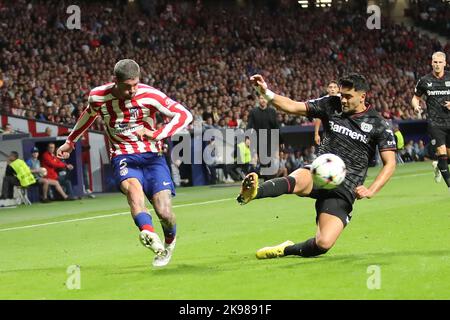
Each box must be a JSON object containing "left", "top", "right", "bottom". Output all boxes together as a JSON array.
[{"left": 311, "top": 153, "right": 346, "bottom": 189}]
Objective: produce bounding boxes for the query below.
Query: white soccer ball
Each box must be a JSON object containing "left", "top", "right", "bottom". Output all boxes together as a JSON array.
[{"left": 311, "top": 153, "right": 346, "bottom": 190}]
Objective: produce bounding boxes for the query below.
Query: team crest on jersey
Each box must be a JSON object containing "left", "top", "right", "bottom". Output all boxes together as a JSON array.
[
  {"left": 120, "top": 168, "right": 128, "bottom": 176},
  {"left": 445, "top": 81, "right": 450, "bottom": 87},
  {"left": 129, "top": 108, "right": 139, "bottom": 120},
  {"left": 361, "top": 122, "right": 373, "bottom": 133}
]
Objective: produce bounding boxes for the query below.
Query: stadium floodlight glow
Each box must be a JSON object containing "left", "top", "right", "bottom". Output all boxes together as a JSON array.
[{"left": 298, "top": 0, "right": 308, "bottom": 8}]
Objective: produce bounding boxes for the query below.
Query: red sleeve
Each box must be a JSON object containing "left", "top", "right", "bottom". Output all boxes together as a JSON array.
[
  {"left": 138, "top": 90, "right": 193, "bottom": 141},
  {"left": 67, "top": 92, "right": 100, "bottom": 144},
  {"left": 150, "top": 103, "right": 193, "bottom": 141}
]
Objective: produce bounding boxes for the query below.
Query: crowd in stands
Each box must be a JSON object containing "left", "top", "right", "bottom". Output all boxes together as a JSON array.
[
  {"left": 0, "top": 0, "right": 448, "bottom": 132},
  {"left": 409, "top": 0, "right": 450, "bottom": 37}
]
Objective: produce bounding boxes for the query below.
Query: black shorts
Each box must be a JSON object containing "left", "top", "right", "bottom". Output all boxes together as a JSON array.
[
  {"left": 303, "top": 187, "right": 354, "bottom": 227},
  {"left": 428, "top": 125, "right": 450, "bottom": 148}
]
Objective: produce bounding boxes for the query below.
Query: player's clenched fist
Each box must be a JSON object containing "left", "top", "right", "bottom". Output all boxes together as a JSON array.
[
  {"left": 355, "top": 185, "right": 374, "bottom": 199},
  {"left": 250, "top": 74, "right": 268, "bottom": 94},
  {"left": 136, "top": 127, "right": 155, "bottom": 141},
  {"left": 444, "top": 101, "right": 450, "bottom": 110},
  {"left": 57, "top": 142, "right": 74, "bottom": 159}
]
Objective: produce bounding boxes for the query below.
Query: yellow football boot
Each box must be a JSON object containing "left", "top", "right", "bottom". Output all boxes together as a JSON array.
[
  {"left": 256, "top": 240, "right": 295, "bottom": 259},
  {"left": 236, "top": 172, "right": 259, "bottom": 205}
]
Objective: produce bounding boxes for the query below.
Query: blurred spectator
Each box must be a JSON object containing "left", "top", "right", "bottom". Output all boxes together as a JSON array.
[
  {"left": 276, "top": 151, "right": 289, "bottom": 177},
  {"left": 403, "top": 140, "right": 415, "bottom": 162},
  {"left": 1, "top": 151, "right": 35, "bottom": 200},
  {"left": 303, "top": 146, "right": 318, "bottom": 164},
  {"left": 393, "top": 124, "right": 406, "bottom": 163},
  {"left": 236, "top": 136, "right": 252, "bottom": 179},
  {"left": 415, "top": 139, "right": 426, "bottom": 161},
  {"left": 204, "top": 137, "right": 218, "bottom": 184},
  {"left": 40, "top": 143, "right": 76, "bottom": 200},
  {"left": 25, "top": 146, "right": 68, "bottom": 202},
  {"left": 289, "top": 150, "right": 304, "bottom": 171},
  {"left": 0, "top": 123, "right": 14, "bottom": 134},
  {"left": 247, "top": 94, "right": 281, "bottom": 178},
  {"left": 0, "top": 1, "right": 437, "bottom": 133}
]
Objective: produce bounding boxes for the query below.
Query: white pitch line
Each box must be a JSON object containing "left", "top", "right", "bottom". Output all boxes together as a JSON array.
[
  {"left": 0, "top": 198, "right": 235, "bottom": 233},
  {"left": 0, "top": 171, "right": 436, "bottom": 233}
]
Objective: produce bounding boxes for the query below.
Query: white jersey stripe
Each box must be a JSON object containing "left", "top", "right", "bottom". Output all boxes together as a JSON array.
[{"left": 67, "top": 83, "right": 192, "bottom": 158}]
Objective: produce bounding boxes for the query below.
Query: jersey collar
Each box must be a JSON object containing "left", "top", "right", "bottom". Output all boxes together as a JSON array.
[
  {"left": 349, "top": 104, "right": 371, "bottom": 118},
  {"left": 432, "top": 71, "right": 446, "bottom": 80}
]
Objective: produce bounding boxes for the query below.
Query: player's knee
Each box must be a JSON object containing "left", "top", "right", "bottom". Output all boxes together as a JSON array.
[
  {"left": 155, "top": 203, "right": 173, "bottom": 221},
  {"left": 315, "top": 237, "right": 334, "bottom": 251},
  {"left": 121, "top": 178, "right": 141, "bottom": 194}
]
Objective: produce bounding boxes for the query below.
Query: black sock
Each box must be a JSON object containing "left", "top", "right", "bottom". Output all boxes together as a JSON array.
[
  {"left": 437, "top": 155, "right": 450, "bottom": 187},
  {"left": 255, "top": 176, "right": 296, "bottom": 199},
  {"left": 284, "top": 238, "right": 329, "bottom": 257}
]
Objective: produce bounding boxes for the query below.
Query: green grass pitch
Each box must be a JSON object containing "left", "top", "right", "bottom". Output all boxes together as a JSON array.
[{"left": 0, "top": 162, "right": 449, "bottom": 299}]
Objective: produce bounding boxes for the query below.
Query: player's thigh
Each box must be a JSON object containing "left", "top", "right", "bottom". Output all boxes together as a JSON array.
[
  {"left": 314, "top": 197, "right": 352, "bottom": 248},
  {"left": 290, "top": 168, "right": 314, "bottom": 196},
  {"left": 111, "top": 155, "right": 145, "bottom": 194},
  {"left": 142, "top": 155, "right": 175, "bottom": 201},
  {"left": 120, "top": 178, "right": 145, "bottom": 196},
  {"left": 315, "top": 212, "right": 345, "bottom": 250},
  {"left": 445, "top": 128, "right": 450, "bottom": 156}
]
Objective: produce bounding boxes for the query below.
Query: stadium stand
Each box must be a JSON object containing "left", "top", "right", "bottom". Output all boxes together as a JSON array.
[{"left": 0, "top": 0, "right": 448, "bottom": 129}]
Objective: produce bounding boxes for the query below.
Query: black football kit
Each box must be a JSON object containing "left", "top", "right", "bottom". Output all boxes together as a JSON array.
[
  {"left": 305, "top": 95, "right": 397, "bottom": 226},
  {"left": 415, "top": 71, "right": 450, "bottom": 147}
]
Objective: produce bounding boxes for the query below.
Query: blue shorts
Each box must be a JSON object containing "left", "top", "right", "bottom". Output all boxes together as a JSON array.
[{"left": 111, "top": 152, "right": 175, "bottom": 200}]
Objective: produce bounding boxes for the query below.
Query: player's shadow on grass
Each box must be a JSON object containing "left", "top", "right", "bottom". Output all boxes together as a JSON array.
[
  {"left": 270, "top": 249, "right": 450, "bottom": 268},
  {"left": 107, "top": 263, "right": 224, "bottom": 276},
  {"left": 108, "top": 253, "right": 257, "bottom": 276}
]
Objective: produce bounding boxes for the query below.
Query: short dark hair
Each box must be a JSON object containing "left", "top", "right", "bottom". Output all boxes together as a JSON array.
[
  {"left": 338, "top": 74, "right": 369, "bottom": 92},
  {"left": 328, "top": 80, "right": 338, "bottom": 85},
  {"left": 114, "top": 59, "right": 140, "bottom": 82},
  {"left": 10, "top": 151, "right": 19, "bottom": 159}
]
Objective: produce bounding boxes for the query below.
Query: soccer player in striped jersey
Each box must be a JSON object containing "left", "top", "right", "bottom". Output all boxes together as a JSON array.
[{"left": 57, "top": 59, "right": 193, "bottom": 267}]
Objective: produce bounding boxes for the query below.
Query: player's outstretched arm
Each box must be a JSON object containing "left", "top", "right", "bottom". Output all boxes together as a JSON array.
[
  {"left": 355, "top": 150, "right": 396, "bottom": 199},
  {"left": 250, "top": 74, "right": 308, "bottom": 116},
  {"left": 57, "top": 107, "right": 98, "bottom": 159},
  {"left": 411, "top": 95, "right": 423, "bottom": 115},
  {"left": 148, "top": 101, "right": 193, "bottom": 141}
]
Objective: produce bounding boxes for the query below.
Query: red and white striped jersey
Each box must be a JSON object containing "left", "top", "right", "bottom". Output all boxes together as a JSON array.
[{"left": 67, "top": 83, "right": 192, "bottom": 158}]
